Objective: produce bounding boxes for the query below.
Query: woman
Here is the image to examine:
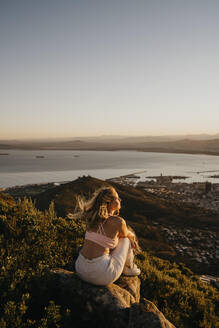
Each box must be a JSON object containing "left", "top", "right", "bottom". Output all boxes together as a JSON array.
[{"left": 75, "top": 186, "right": 141, "bottom": 286}]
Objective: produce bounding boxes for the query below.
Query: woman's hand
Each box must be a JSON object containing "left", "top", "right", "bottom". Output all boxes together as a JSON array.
[
  {"left": 127, "top": 230, "right": 137, "bottom": 249},
  {"left": 118, "top": 218, "right": 138, "bottom": 249}
]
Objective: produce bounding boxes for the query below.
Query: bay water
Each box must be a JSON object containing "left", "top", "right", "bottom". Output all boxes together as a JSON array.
[{"left": 1, "top": 150, "right": 219, "bottom": 188}]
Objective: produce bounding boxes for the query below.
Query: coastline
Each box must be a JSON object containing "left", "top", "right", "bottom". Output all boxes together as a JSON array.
[
  {"left": 1, "top": 146, "right": 219, "bottom": 156},
  {"left": 1, "top": 150, "right": 219, "bottom": 190}
]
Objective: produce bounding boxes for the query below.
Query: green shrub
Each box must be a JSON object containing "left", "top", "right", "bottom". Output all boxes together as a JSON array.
[{"left": 136, "top": 253, "right": 219, "bottom": 328}]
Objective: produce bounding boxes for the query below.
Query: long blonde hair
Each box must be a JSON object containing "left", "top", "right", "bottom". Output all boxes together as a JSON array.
[{"left": 73, "top": 186, "right": 118, "bottom": 229}]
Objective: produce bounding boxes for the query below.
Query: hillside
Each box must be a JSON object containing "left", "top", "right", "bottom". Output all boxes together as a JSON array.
[
  {"left": 7, "top": 176, "right": 218, "bottom": 276},
  {"left": 0, "top": 189, "right": 218, "bottom": 328}
]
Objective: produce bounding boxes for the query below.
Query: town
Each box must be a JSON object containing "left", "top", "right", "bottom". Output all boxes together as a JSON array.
[
  {"left": 108, "top": 173, "right": 219, "bottom": 288},
  {"left": 108, "top": 173, "right": 219, "bottom": 215}
]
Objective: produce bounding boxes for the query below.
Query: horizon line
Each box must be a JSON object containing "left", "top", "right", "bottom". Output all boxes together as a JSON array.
[{"left": 1, "top": 132, "right": 219, "bottom": 142}]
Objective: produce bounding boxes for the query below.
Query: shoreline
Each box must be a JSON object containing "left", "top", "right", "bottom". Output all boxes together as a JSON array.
[
  {"left": 2, "top": 170, "right": 219, "bottom": 192},
  {"left": 3, "top": 172, "right": 219, "bottom": 190},
  {"left": 3, "top": 173, "right": 219, "bottom": 199},
  {"left": 1, "top": 150, "right": 219, "bottom": 190},
  {"left": 1, "top": 147, "right": 219, "bottom": 157}
]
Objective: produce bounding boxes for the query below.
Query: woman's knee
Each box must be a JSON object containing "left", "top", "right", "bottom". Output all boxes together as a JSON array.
[{"left": 119, "top": 237, "right": 131, "bottom": 247}]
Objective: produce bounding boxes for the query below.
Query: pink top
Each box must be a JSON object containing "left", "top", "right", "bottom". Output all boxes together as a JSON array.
[{"left": 85, "top": 221, "right": 119, "bottom": 249}]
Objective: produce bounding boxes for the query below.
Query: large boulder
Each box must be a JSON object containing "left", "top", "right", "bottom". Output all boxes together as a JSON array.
[{"left": 43, "top": 268, "right": 175, "bottom": 328}]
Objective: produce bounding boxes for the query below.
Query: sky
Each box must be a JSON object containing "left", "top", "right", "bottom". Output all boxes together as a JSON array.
[{"left": 1, "top": 0, "right": 219, "bottom": 140}]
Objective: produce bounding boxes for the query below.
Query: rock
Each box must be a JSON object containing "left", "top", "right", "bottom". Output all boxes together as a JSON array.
[
  {"left": 29, "top": 268, "right": 175, "bottom": 328},
  {"left": 42, "top": 268, "right": 176, "bottom": 328},
  {"left": 213, "top": 280, "right": 219, "bottom": 290},
  {"left": 129, "top": 299, "right": 176, "bottom": 328},
  {"left": 50, "top": 268, "right": 140, "bottom": 309}
]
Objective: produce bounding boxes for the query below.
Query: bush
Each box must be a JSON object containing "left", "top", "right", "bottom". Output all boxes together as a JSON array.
[{"left": 136, "top": 254, "right": 219, "bottom": 328}]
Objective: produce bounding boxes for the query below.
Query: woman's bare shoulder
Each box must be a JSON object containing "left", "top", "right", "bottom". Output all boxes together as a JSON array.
[{"left": 108, "top": 215, "right": 126, "bottom": 227}]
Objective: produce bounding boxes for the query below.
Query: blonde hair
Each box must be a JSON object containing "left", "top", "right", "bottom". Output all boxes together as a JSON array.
[{"left": 74, "top": 186, "right": 119, "bottom": 229}]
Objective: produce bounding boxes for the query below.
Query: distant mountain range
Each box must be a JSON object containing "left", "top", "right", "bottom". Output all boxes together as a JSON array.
[
  {"left": 1, "top": 133, "right": 219, "bottom": 143},
  {"left": 1, "top": 134, "right": 219, "bottom": 155}
]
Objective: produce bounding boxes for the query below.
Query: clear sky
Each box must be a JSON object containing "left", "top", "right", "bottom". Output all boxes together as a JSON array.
[{"left": 1, "top": 0, "right": 219, "bottom": 139}]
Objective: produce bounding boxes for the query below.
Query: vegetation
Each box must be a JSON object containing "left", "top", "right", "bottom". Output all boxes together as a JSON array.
[{"left": 0, "top": 192, "right": 218, "bottom": 328}]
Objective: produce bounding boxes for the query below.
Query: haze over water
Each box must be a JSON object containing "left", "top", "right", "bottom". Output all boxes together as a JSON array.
[{"left": 1, "top": 150, "right": 219, "bottom": 188}]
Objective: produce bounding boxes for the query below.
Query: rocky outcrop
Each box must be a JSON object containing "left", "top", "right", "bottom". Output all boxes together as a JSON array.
[
  {"left": 45, "top": 268, "right": 175, "bottom": 328},
  {"left": 129, "top": 299, "right": 176, "bottom": 328}
]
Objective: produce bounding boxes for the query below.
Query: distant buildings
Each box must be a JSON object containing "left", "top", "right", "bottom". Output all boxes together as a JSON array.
[{"left": 108, "top": 174, "right": 219, "bottom": 215}]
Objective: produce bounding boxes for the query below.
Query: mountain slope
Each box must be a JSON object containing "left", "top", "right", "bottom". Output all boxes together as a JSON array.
[{"left": 32, "top": 176, "right": 218, "bottom": 275}]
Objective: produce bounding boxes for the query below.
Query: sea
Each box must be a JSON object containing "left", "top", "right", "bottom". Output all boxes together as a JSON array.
[{"left": 1, "top": 150, "right": 219, "bottom": 188}]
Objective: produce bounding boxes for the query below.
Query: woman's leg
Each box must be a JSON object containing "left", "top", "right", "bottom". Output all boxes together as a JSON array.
[
  {"left": 74, "top": 239, "right": 131, "bottom": 286},
  {"left": 75, "top": 253, "right": 112, "bottom": 285},
  {"left": 110, "top": 237, "right": 140, "bottom": 279},
  {"left": 75, "top": 239, "right": 139, "bottom": 286},
  {"left": 110, "top": 237, "right": 131, "bottom": 267},
  {"left": 108, "top": 238, "right": 136, "bottom": 282},
  {"left": 124, "top": 244, "right": 134, "bottom": 268}
]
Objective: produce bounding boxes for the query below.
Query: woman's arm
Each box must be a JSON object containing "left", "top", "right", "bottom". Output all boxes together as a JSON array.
[
  {"left": 118, "top": 218, "right": 137, "bottom": 248},
  {"left": 118, "top": 217, "right": 129, "bottom": 237}
]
